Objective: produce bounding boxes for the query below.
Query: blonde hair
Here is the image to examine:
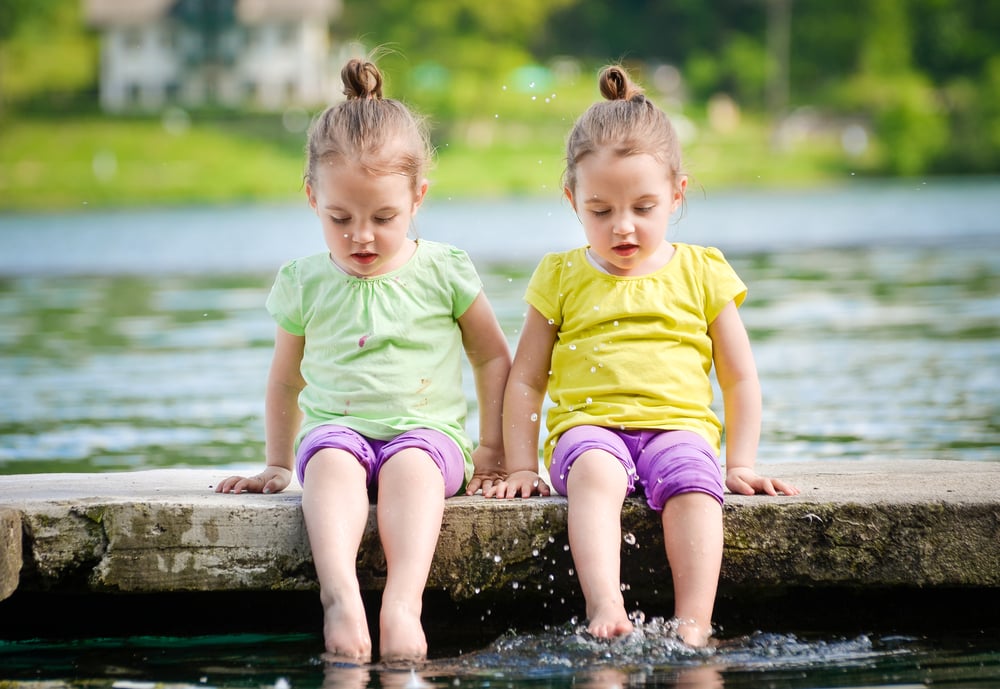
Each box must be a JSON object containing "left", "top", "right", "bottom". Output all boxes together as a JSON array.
[
  {"left": 305, "top": 58, "right": 431, "bottom": 192},
  {"left": 563, "top": 65, "right": 684, "bottom": 194}
]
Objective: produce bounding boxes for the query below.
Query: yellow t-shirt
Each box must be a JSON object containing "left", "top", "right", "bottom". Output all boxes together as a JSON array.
[{"left": 525, "top": 243, "right": 747, "bottom": 466}]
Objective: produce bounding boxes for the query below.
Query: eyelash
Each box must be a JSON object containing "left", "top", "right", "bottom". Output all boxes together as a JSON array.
[
  {"left": 590, "top": 206, "right": 654, "bottom": 217},
  {"left": 330, "top": 216, "right": 397, "bottom": 225}
]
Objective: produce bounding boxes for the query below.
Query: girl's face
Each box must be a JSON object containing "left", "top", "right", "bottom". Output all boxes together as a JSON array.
[
  {"left": 566, "top": 148, "right": 686, "bottom": 277},
  {"left": 307, "top": 160, "right": 427, "bottom": 278}
]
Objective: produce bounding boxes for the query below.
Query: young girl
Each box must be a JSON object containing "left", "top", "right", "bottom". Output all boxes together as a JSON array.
[
  {"left": 493, "top": 65, "right": 799, "bottom": 647},
  {"left": 215, "top": 58, "right": 510, "bottom": 662}
]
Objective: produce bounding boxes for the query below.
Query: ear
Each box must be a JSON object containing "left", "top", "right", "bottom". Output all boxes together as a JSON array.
[
  {"left": 671, "top": 175, "right": 688, "bottom": 211},
  {"left": 305, "top": 182, "right": 317, "bottom": 211},
  {"left": 564, "top": 185, "right": 577, "bottom": 213},
  {"left": 412, "top": 179, "right": 429, "bottom": 214}
]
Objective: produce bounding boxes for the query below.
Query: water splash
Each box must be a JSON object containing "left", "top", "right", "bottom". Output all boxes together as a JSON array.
[{"left": 443, "top": 617, "right": 904, "bottom": 680}]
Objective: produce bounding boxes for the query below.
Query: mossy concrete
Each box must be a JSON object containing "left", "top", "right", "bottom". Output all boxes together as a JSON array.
[{"left": 0, "top": 460, "right": 997, "bottom": 608}]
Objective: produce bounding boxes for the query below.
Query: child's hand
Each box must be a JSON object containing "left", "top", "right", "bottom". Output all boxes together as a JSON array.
[
  {"left": 467, "top": 444, "right": 506, "bottom": 495},
  {"left": 490, "top": 470, "right": 552, "bottom": 499},
  {"left": 725, "top": 466, "right": 800, "bottom": 497},
  {"left": 214, "top": 466, "right": 292, "bottom": 495},
  {"left": 466, "top": 469, "right": 505, "bottom": 496}
]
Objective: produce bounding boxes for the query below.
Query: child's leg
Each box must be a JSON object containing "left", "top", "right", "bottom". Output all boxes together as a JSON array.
[
  {"left": 662, "top": 491, "right": 723, "bottom": 647},
  {"left": 301, "top": 448, "right": 373, "bottom": 660},
  {"left": 375, "top": 447, "right": 446, "bottom": 661},
  {"left": 565, "top": 448, "right": 633, "bottom": 638},
  {"left": 635, "top": 430, "right": 725, "bottom": 648}
]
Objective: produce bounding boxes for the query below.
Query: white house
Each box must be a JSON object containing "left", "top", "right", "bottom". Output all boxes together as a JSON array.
[{"left": 83, "top": 0, "right": 342, "bottom": 112}]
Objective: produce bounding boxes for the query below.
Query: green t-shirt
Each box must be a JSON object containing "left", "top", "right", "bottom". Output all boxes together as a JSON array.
[
  {"left": 266, "top": 239, "right": 483, "bottom": 477},
  {"left": 525, "top": 243, "right": 747, "bottom": 466}
]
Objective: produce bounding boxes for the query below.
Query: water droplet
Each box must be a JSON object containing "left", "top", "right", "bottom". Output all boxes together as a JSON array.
[
  {"left": 547, "top": 318, "right": 555, "bottom": 325},
  {"left": 613, "top": 320, "right": 619, "bottom": 326},
  {"left": 585, "top": 397, "right": 592, "bottom": 404},
  {"left": 623, "top": 532, "right": 636, "bottom": 545},
  {"left": 568, "top": 344, "right": 577, "bottom": 350},
  {"left": 532, "top": 548, "right": 539, "bottom": 557},
  {"left": 530, "top": 413, "right": 538, "bottom": 422},
  {"left": 593, "top": 305, "right": 600, "bottom": 311},
  {"left": 590, "top": 367, "right": 596, "bottom": 373},
  {"left": 493, "top": 554, "right": 502, "bottom": 563},
  {"left": 512, "top": 581, "right": 520, "bottom": 589}
]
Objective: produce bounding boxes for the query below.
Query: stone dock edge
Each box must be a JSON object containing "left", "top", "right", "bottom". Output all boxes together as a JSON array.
[{"left": 1, "top": 459, "right": 998, "bottom": 638}]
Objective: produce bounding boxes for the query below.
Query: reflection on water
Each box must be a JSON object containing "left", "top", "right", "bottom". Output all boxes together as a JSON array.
[{"left": 1, "top": 624, "right": 998, "bottom": 688}]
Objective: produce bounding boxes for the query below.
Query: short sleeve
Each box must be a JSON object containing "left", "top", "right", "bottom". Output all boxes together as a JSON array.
[
  {"left": 445, "top": 246, "right": 483, "bottom": 319},
  {"left": 265, "top": 260, "right": 305, "bottom": 336},
  {"left": 702, "top": 246, "right": 747, "bottom": 323},
  {"left": 524, "top": 252, "right": 565, "bottom": 325}
]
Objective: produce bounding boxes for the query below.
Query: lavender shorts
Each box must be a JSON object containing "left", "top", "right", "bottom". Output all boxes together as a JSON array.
[
  {"left": 550, "top": 425, "right": 724, "bottom": 511},
  {"left": 295, "top": 425, "right": 466, "bottom": 497}
]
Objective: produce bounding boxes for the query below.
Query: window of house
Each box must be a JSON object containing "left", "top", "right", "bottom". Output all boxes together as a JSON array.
[
  {"left": 279, "top": 23, "right": 297, "bottom": 46},
  {"left": 124, "top": 28, "right": 142, "bottom": 51}
]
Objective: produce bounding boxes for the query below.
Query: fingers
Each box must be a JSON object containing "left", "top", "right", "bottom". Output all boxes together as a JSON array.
[
  {"left": 772, "top": 478, "right": 800, "bottom": 496},
  {"left": 213, "top": 475, "right": 264, "bottom": 494}
]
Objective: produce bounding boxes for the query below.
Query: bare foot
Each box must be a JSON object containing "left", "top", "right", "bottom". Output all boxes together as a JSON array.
[
  {"left": 379, "top": 600, "right": 427, "bottom": 662},
  {"left": 322, "top": 597, "right": 372, "bottom": 662},
  {"left": 586, "top": 600, "right": 634, "bottom": 638},
  {"left": 674, "top": 617, "right": 712, "bottom": 648}
]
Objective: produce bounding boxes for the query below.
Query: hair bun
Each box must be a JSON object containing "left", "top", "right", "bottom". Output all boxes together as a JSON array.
[
  {"left": 598, "top": 65, "right": 645, "bottom": 102},
  {"left": 341, "top": 58, "right": 383, "bottom": 100}
]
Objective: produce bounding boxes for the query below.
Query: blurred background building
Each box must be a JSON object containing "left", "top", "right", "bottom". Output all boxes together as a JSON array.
[{"left": 83, "top": 0, "right": 341, "bottom": 112}]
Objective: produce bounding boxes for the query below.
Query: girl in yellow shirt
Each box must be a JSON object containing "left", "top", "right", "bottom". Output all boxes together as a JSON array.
[{"left": 494, "top": 65, "right": 799, "bottom": 647}]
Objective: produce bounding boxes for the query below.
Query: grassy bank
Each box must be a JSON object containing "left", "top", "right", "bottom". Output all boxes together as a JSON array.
[{"left": 0, "top": 111, "right": 856, "bottom": 213}]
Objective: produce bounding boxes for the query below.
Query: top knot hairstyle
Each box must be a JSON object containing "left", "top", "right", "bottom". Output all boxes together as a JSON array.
[
  {"left": 305, "top": 57, "right": 431, "bottom": 191},
  {"left": 563, "top": 65, "right": 684, "bottom": 195}
]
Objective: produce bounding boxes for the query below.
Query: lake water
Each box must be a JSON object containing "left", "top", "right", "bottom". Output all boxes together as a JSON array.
[
  {"left": 1, "top": 178, "right": 997, "bottom": 474},
  {"left": 1, "top": 178, "right": 999, "bottom": 687}
]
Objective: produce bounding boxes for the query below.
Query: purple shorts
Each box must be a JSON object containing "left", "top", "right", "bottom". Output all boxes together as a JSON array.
[
  {"left": 550, "top": 425, "right": 724, "bottom": 511},
  {"left": 295, "top": 425, "right": 466, "bottom": 497}
]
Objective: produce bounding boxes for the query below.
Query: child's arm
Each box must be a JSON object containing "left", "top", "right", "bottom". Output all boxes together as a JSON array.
[
  {"left": 215, "top": 326, "right": 304, "bottom": 495},
  {"left": 495, "top": 306, "right": 555, "bottom": 498},
  {"left": 710, "top": 301, "right": 799, "bottom": 497},
  {"left": 458, "top": 291, "right": 512, "bottom": 496}
]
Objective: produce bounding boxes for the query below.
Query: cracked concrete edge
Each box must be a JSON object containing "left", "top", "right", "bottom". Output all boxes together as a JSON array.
[{"left": 1, "top": 460, "right": 999, "bottom": 603}]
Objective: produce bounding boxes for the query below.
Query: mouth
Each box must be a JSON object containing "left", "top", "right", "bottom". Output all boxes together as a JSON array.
[
  {"left": 352, "top": 252, "right": 378, "bottom": 265},
  {"left": 612, "top": 244, "right": 639, "bottom": 257}
]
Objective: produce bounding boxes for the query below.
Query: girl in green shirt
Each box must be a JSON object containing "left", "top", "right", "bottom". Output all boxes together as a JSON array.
[{"left": 216, "top": 57, "right": 510, "bottom": 663}]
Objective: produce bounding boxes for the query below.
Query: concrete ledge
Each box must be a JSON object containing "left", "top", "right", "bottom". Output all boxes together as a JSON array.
[{"left": 0, "top": 460, "right": 998, "bottom": 608}]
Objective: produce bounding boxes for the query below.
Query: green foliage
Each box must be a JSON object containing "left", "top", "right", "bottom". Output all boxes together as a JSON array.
[{"left": 1, "top": 0, "right": 999, "bottom": 208}]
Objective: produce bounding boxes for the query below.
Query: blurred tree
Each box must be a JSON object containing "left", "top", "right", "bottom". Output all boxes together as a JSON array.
[
  {"left": 841, "top": 0, "right": 948, "bottom": 175},
  {"left": 0, "top": 0, "right": 61, "bottom": 113},
  {"left": 340, "top": 0, "right": 576, "bottom": 118}
]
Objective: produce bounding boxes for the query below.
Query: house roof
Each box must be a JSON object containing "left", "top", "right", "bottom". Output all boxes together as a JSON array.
[
  {"left": 83, "top": 0, "right": 175, "bottom": 26},
  {"left": 83, "top": 0, "right": 342, "bottom": 27}
]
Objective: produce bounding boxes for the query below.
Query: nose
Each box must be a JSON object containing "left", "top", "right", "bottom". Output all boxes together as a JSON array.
[
  {"left": 350, "top": 221, "right": 375, "bottom": 244},
  {"left": 613, "top": 213, "right": 635, "bottom": 236}
]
